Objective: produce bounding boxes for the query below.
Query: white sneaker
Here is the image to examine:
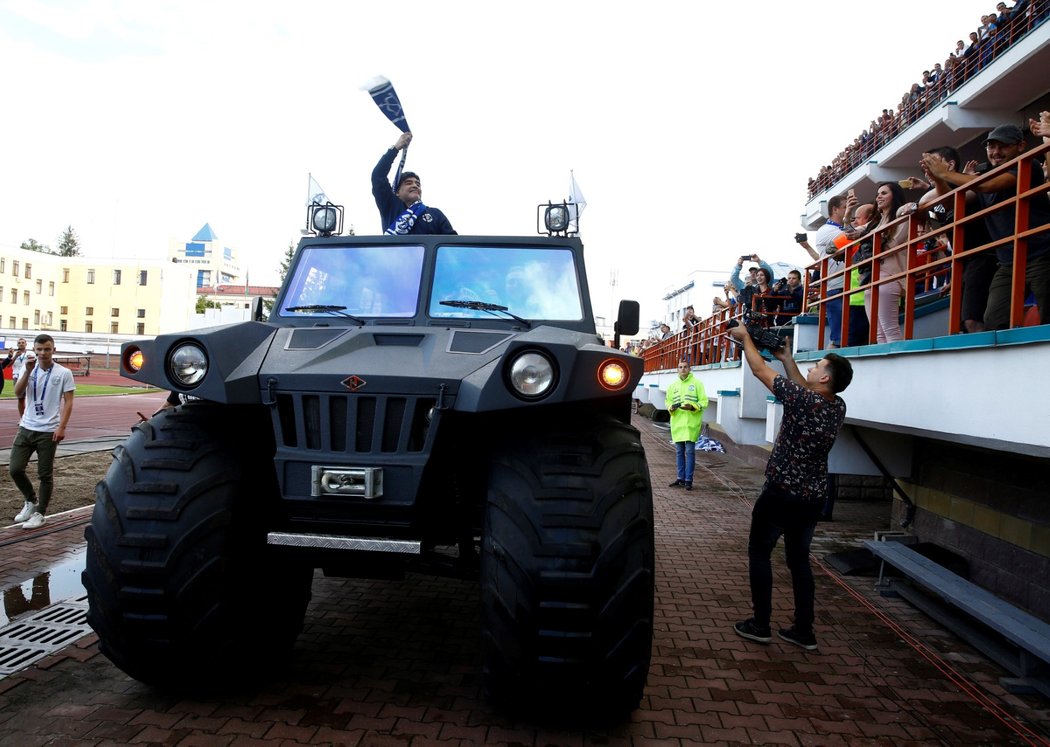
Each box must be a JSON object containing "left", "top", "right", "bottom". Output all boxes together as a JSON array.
[
  {"left": 21, "top": 512, "right": 45, "bottom": 530},
  {"left": 14, "top": 502, "right": 35, "bottom": 523}
]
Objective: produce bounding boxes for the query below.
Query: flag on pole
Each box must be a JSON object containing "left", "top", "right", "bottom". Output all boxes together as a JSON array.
[
  {"left": 568, "top": 171, "right": 587, "bottom": 233},
  {"left": 307, "top": 173, "right": 329, "bottom": 206}
]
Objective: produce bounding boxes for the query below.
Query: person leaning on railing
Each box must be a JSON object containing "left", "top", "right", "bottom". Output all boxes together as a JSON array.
[{"left": 920, "top": 124, "right": 1050, "bottom": 329}]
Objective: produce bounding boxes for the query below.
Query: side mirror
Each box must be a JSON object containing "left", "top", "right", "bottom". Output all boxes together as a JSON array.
[
  {"left": 613, "top": 300, "right": 640, "bottom": 349},
  {"left": 615, "top": 300, "right": 640, "bottom": 336}
]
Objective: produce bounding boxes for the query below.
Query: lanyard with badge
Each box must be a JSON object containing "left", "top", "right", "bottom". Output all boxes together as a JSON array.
[{"left": 32, "top": 367, "right": 52, "bottom": 417}]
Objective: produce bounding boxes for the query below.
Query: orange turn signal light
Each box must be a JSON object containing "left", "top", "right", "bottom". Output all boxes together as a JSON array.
[
  {"left": 124, "top": 347, "right": 144, "bottom": 373},
  {"left": 598, "top": 359, "right": 629, "bottom": 390}
]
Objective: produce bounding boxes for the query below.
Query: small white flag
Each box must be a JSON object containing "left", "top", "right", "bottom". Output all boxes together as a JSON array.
[
  {"left": 307, "top": 173, "right": 329, "bottom": 206},
  {"left": 568, "top": 171, "right": 587, "bottom": 232}
]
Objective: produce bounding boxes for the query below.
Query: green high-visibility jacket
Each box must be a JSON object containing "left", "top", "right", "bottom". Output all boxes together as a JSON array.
[{"left": 665, "top": 373, "right": 708, "bottom": 443}]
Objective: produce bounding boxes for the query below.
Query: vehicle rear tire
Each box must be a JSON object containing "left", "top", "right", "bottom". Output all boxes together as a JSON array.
[
  {"left": 480, "top": 416, "right": 654, "bottom": 719},
  {"left": 83, "top": 404, "right": 311, "bottom": 689}
]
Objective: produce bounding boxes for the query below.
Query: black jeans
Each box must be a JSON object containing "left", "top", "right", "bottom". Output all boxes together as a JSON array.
[{"left": 747, "top": 484, "right": 820, "bottom": 634}]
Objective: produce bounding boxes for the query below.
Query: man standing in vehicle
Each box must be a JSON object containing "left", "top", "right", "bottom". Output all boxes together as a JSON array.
[
  {"left": 372, "top": 132, "right": 456, "bottom": 235},
  {"left": 729, "top": 327, "right": 852, "bottom": 650},
  {"left": 9, "top": 334, "right": 76, "bottom": 530},
  {"left": 665, "top": 359, "right": 708, "bottom": 491}
]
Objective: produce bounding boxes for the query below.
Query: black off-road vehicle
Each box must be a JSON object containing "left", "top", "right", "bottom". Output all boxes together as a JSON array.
[{"left": 84, "top": 233, "right": 654, "bottom": 717}]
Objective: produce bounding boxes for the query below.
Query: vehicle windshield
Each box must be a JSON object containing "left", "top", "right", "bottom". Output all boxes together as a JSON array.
[
  {"left": 279, "top": 244, "right": 424, "bottom": 317},
  {"left": 429, "top": 246, "right": 583, "bottom": 320}
]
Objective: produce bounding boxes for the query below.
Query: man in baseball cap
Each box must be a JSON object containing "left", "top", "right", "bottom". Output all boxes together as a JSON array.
[{"left": 920, "top": 123, "right": 1049, "bottom": 330}]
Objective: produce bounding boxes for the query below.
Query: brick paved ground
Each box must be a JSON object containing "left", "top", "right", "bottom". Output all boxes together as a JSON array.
[{"left": 0, "top": 416, "right": 1048, "bottom": 745}]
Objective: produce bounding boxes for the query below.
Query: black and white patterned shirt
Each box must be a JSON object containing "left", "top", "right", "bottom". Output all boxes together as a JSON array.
[{"left": 765, "top": 375, "right": 846, "bottom": 503}]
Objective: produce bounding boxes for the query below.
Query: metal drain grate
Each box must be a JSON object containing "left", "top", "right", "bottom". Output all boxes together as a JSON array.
[{"left": 0, "top": 595, "right": 92, "bottom": 677}]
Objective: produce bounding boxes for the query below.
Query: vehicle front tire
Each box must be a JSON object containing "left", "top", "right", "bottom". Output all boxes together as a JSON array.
[
  {"left": 480, "top": 415, "right": 654, "bottom": 720},
  {"left": 83, "top": 404, "right": 311, "bottom": 689}
]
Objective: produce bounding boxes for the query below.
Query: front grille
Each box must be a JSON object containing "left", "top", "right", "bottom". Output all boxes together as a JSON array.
[{"left": 275, "top": 393, "right": 436, "bottom": 454}]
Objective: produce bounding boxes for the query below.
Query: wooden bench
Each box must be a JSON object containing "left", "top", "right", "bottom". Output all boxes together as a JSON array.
[{"left": 864, "top": 538, "right": 1050, "bottom": 698}]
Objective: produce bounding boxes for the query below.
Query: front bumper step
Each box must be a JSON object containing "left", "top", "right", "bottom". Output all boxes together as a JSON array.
[{"left": 266, "top": 532, "right": 421, "bottom": 554}]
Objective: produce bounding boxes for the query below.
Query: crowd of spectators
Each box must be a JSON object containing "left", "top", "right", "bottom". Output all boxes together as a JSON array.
[{"left": 807, "top": 1, "right": 1048, "bottom": 200}]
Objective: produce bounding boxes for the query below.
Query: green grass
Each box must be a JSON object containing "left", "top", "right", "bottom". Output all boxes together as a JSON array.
[{"left": 1, "top": 384, "right": 160, "bottom": 398}]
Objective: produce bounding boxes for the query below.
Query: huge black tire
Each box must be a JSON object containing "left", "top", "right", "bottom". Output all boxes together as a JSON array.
[
  {"left": 480, "top": 416, "right": 655, "bottom": 720},
  {"left": 83, "top": 403, "right": 312, "bottom": 689}
]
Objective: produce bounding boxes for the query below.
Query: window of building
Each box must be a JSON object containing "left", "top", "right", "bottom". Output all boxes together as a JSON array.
[
  {"left": 36, "top": 280, "right": 42, "bottom": 294},
  {"left": 111, "top": 308, "right": 120, "bottom": 317},
  {"left": 7, "top": 316, "right": 14, "bottom": 328},
  {"left": 136, "top": 323, "right": 145, "bottom": 335},
  {"left": 87, "top": 269, "right": 95, "bottom": 284},
  {"left": 0, "top": 258, "right": 5, "bottom": 273},
  {"left": 85, "top": 321, "right": 93, "bottom": 333},
  {"left": 22, "top": 291, "right": 29, "bottom": 306},
  {"left": 45, "top": 312, "right": 52, "bottom": 326},
  {"left": 12, "top": 261, "right": 20, "bottom": 278},
  {"left": 9, "top": 289, "right": 15, "bottom": 304},
  {"left": 138, "top": 270, "right": 148, "bottom": 285},
  {"left": 62, "top": 268, "right": 70, "bottom": 283},
  {"left": 137, "top": 308, "right": 146, "bottom": 318},
  {"left": 48, "top": 281, "right": 55, "bottom": 296},
  {"left": 110, "top": 322, "right": 119, "bottom": 334},
  {"left": 0, "top": 286, "right": 3, "bottom": 298},
  {"left": 33, "top": 310, "right": 40, "bottom": 325},
  {"left": 60, "top": 306, "right": 68, "bottom": 314},
  {"left": 21, "top": 318, "right": 28, "bottom": 330},
  {"left": 60, "top": 320, "right": 67, "bottom": 332},
  {"left": 25, "top": 264, "right": 32, "bottom": 279},
  {"left": 86, "top": 306, "right": 94, "bottom": 316},
  {"left": 113, "top": 269, "right": 122, "bottom": 285}
]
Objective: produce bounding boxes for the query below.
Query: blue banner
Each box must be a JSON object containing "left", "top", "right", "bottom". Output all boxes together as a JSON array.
[{"left": 366, "top": 77, "right": 410, "bottom": 133}]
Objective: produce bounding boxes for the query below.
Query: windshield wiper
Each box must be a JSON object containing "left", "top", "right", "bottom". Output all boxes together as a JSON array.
[
  {"left": 285, "top": 305, "right": 365, "bottom": 325},
  {"left": 440, "top": 300, "right": 532, "bottom": 328}
]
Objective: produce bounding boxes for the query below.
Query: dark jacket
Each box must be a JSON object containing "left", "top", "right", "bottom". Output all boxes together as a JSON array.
[{"left": 371, "top": 148, "right": 456, "bottom": 235}]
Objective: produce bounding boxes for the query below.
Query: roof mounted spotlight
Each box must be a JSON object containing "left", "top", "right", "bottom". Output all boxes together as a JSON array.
[
  {"left": 304, "top": 202, "right": 344, "bottom": 237},
  {"left": 537, "top": 201, "right": 579, "bottom": 237}
]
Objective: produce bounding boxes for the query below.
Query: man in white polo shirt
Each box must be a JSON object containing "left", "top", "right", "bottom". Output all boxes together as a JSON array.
[{"left": 10, "top": 334, "right": 76, "bottom": 529}]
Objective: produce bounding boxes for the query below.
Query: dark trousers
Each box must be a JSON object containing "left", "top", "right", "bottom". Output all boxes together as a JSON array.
[
  {"left": 747, "top": 485, "right": 819, "bottom": 633},
  {"left": 9, "top": 427, "right": 59, "bottom": 514}
]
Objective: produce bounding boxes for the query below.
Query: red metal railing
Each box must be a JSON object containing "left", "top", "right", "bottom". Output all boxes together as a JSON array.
[{"left": 644, "top": 139, "right": 1049, "bottom": 373}]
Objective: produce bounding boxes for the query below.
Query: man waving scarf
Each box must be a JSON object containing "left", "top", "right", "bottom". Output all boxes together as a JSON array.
[{"left": 365, "top": 77, "right": 456, "bottom": 235}]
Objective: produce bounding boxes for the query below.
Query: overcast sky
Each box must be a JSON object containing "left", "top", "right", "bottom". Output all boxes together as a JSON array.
[{"left": 0, "top": 0, "right": 998, "bottom": 323}]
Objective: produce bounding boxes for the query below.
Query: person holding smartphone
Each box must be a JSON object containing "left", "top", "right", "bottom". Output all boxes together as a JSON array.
[
  {"left": 729, "top": 253, "right": 775, "bottom": 293},
  {"left": 665, "top": 359, "right": 708, "bottom": 491}
]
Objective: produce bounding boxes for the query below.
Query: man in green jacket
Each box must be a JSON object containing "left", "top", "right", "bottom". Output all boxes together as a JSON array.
[{"left": 666, "top": 359, "right": 708, "bottom": 491}]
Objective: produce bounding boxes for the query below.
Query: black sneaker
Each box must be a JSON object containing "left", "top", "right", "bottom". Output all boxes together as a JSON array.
[
  {"left": 685, "top": 481, "right": 693, "bottom": 491},
  {"left": 733, "top": 619, "right": 771, "bottom": 644},
  {"left": 778, "top": 627, "right": 818, "bottom": 650},
  {"left": 668, "top": 479, "right": 684, "bottom": 487}
]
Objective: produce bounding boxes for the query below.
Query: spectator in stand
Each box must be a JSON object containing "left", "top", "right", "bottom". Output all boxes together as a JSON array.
[
  {"left": 771, "top": 270, "right": 805, "bottom": 326},
  {"left": 995, "top": 2, "right": 1012, "bottom": 27},
  {"left": 814, "top": 194, "right": 854, "bottom": 348},
  {"left": 681, "top": 305, "right": 700, "bottom": 332},
  {"left": 739, "top": 268, "right": 777, "bottom": 319},
  {"left": 952, "top": 39, "right": 967, "bottom": 59},
  {"left": 729, "top": 254, "right": 775, "bottom": 293},
  {"left": 909, "top": 145, "right": 995, "bottom": 332},
  {"left": 1031, "top": 110, "right": 1050, "bottom": 178},
  {"left": 843, "top": 203, "right": 875, "bottom": 345},
  {"left": 921, "top": 124, "right": 1050, "bottom": 329},
  {"left": 659, "top": 323, "right": 673, "bottom": 340},
  {"left": 864, "top": 182, "right": 910, "bottom": 343},
  {"left": 713, "top": 282, "right": 738, "bottom": 315}
]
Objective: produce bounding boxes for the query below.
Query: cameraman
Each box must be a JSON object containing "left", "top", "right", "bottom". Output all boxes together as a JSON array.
[{"left": 727, "top": 325, "right": 853, "bottom": 651}]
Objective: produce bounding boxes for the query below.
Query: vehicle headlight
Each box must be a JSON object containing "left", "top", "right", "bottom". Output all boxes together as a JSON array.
[
  {"left": 598, "top": 358, "right": 630, "bottom": 390},
  {"left": 508, "top": 351, "right": 556, "bottom": 399},
  {"left": 168, "top": 343, "right": 208, "bottom": 387}
]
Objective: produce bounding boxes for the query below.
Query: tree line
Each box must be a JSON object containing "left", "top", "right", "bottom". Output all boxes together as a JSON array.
[{"left": 20, "top": 226, "right": 81, "bottom": 256}]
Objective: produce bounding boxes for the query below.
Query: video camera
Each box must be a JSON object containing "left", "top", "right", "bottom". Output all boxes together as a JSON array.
[{"left": 727, "top": 315, "right": 785, "bottom": 353}]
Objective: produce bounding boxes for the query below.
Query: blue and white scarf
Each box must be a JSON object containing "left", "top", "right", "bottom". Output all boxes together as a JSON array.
[{"left": 385, "top": 201, "right": 426, "bottom": 235}]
